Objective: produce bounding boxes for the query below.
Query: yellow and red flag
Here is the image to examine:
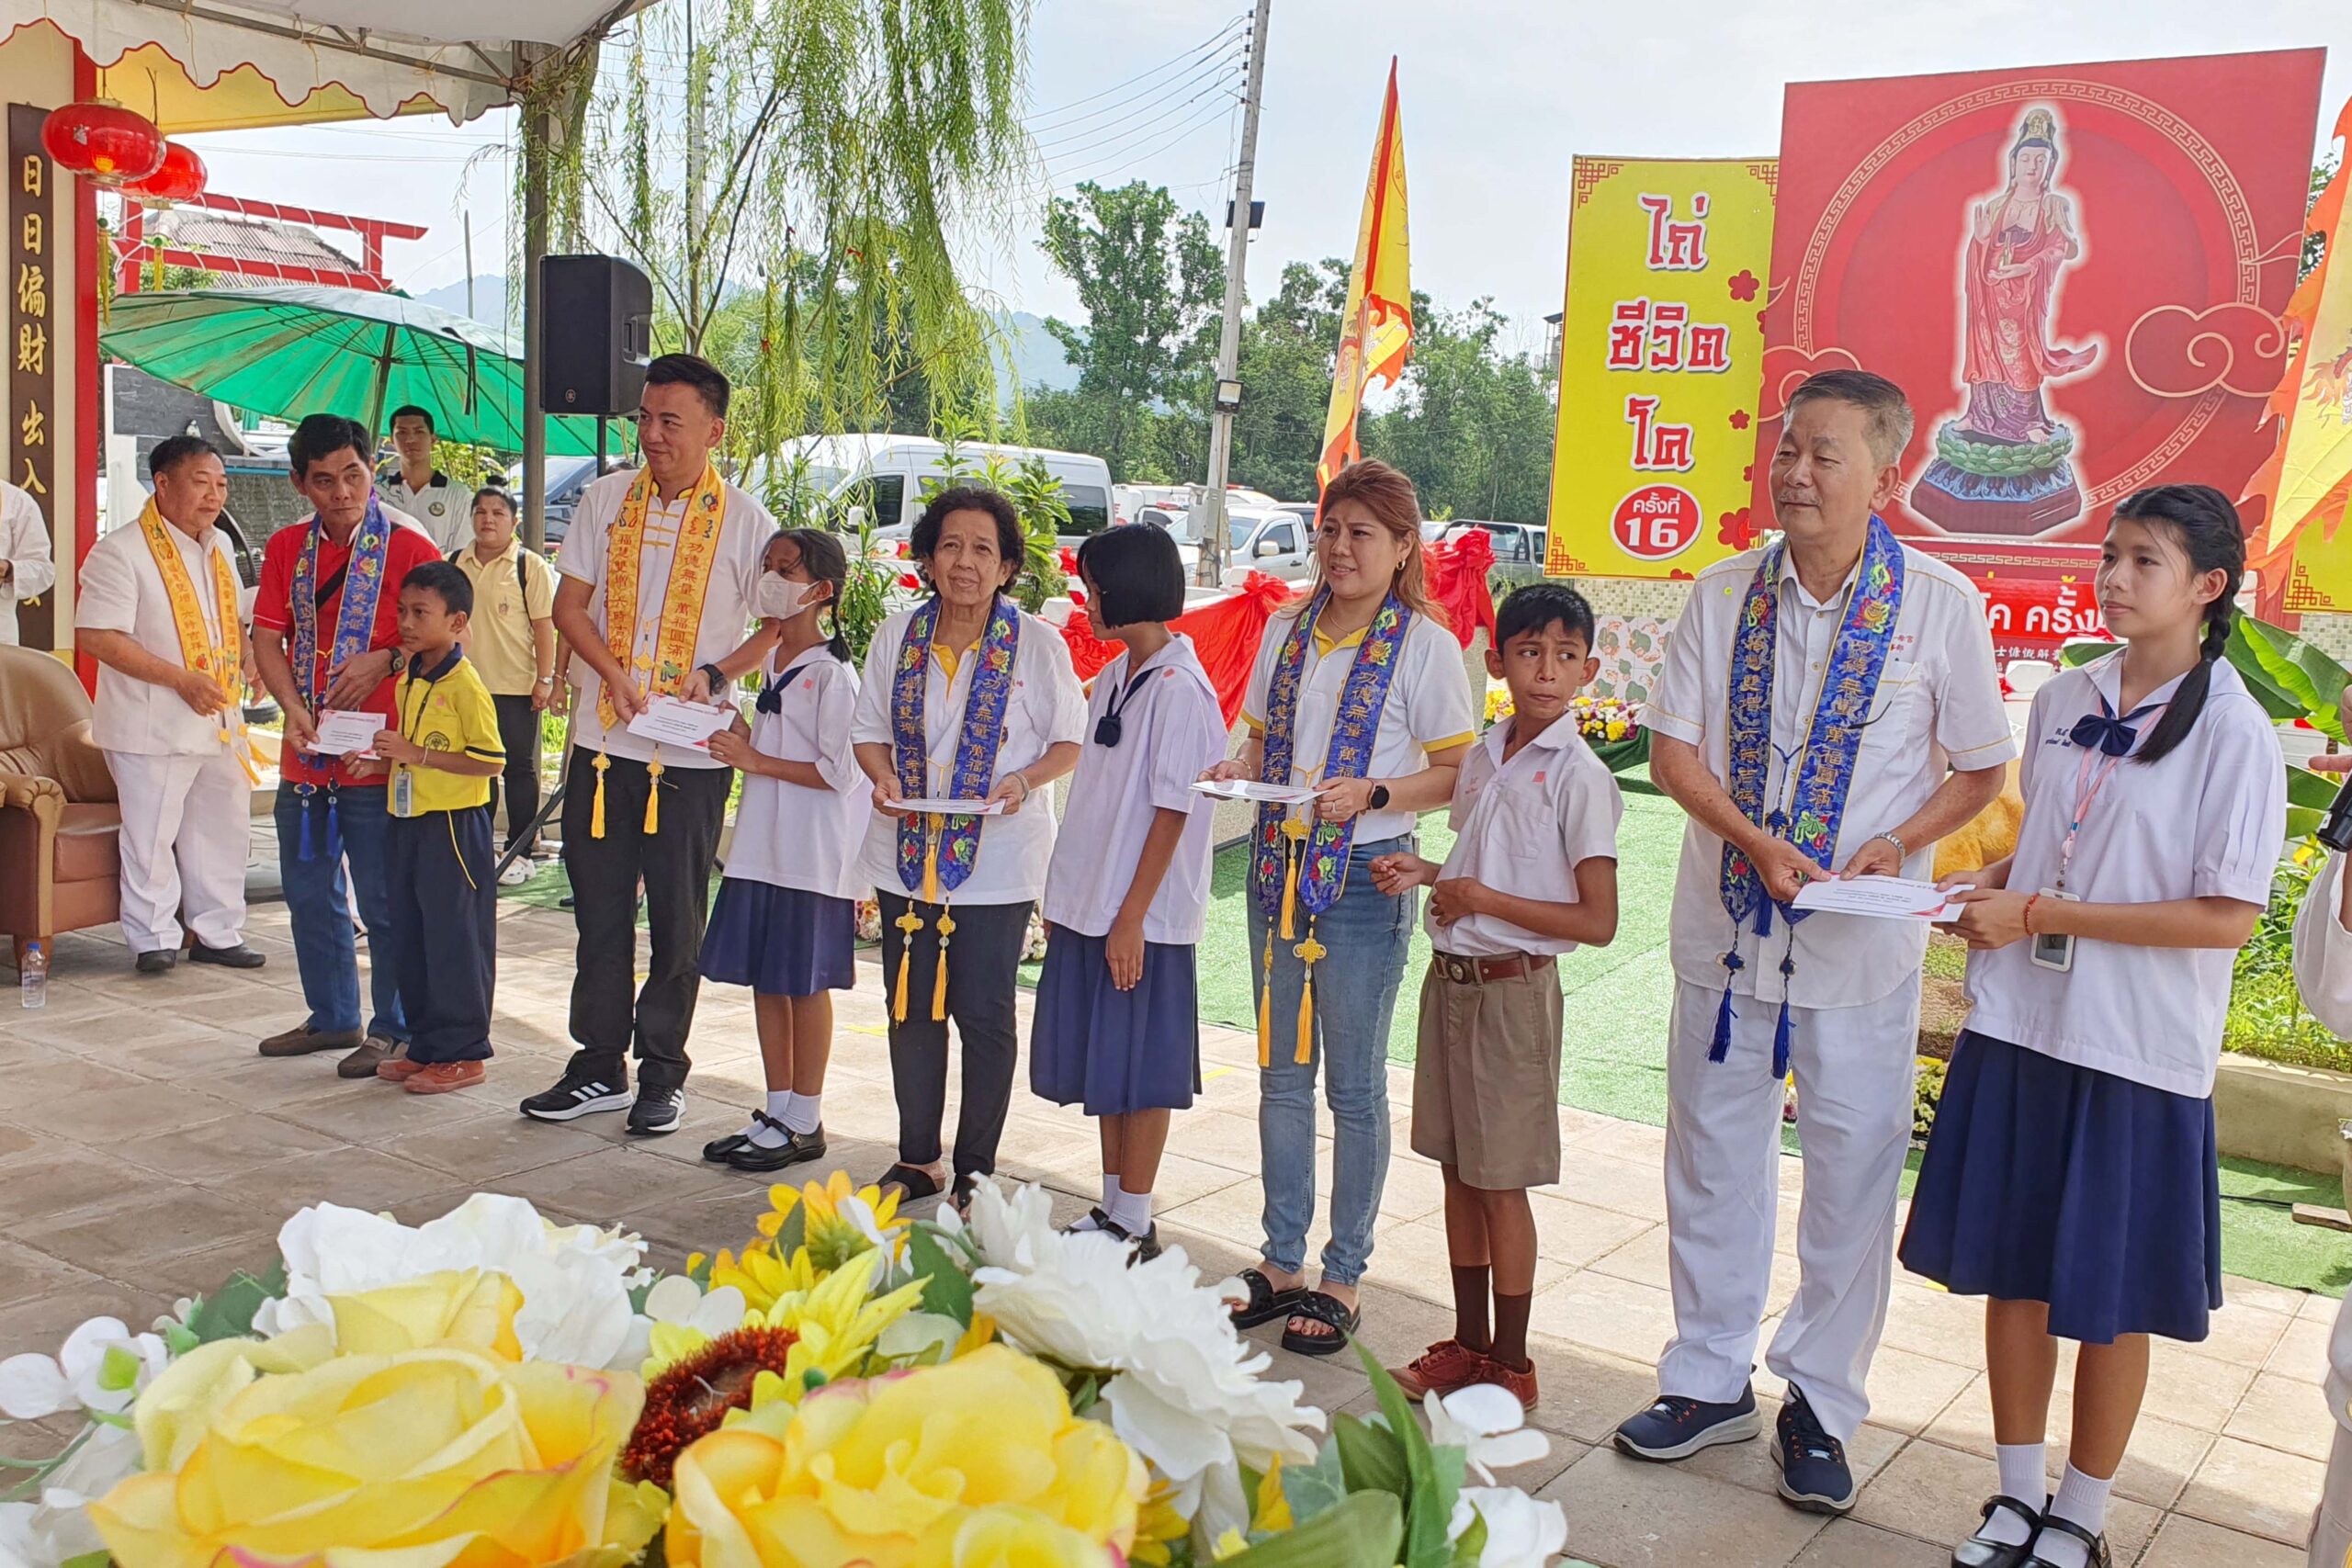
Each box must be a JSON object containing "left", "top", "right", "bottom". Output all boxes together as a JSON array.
[{"left": 1317, "top": 60, "right": 1413, "bottom": 492}]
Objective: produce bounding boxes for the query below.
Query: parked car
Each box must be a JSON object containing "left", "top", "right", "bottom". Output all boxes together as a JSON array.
[
  {"left": 760, "top": 434, "right": 1113, "bottom": 546},
  {"left": 1218, "top": 504, "right": 1316, "bottom": 584},
  {"left": 507, "top": 456, "right": 600, "bottom": 550},
  {"left": 1441, "top": 519, "right": 1546, "bottom": 566}
]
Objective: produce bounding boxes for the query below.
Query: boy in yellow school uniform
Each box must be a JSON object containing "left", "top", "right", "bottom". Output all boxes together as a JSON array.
[{"left": 370, "top": 560, "right": 506, "bottom": 1093}]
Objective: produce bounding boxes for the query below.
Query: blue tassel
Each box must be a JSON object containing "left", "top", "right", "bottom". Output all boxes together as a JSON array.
[
  {"left": 1772, "top": 997, "right": 1793, "bottom": 1081},
  {"left": 1755, "top": 898, "right": 1775, "bottom": 939},
  {"left": 298, "top": 787, "right": 315, "bottom": 861},
  {"left": 323, "top": 790, "right": 342, "bottom": 863},
  {"left": 1708, "top": 949, "right": 1744, "bottom": 1063}
]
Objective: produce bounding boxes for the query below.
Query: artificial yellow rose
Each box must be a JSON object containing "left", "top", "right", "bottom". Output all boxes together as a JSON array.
[
  {"left": 93, "top": 1346, "right": 662, "bottom": 1568},
  {"left": 329, "top": 1269, "right": 526, "bottom": 1359},
  {"left": 666, "top": 1344, "right": 1145, "bottom": 1568},
  {"left": 132, "top": 1325, "right": 334, "bottom": 1473}
]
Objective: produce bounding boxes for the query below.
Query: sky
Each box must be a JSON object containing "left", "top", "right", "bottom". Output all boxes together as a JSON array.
[{"left": 179, "top": 0, "right": 2352, "bottom": 358}]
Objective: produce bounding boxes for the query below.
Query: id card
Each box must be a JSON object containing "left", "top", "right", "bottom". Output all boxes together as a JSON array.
[
  {"left": 2030, "top": 887, "right": 2079, "bottom": 972},
  {"left": 391, "top": 766, "right": 415, "bottom": 819}
]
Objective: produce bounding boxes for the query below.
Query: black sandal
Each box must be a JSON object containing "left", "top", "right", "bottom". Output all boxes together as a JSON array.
[
  {"left": 2022, "top": 1516, "right": 2108, "bottom": 1568},
  {"left": 1227, "top": 1268, "right": 1306, "bottom": 1328},
  {"left": 874, "top": 1163, "right": 944, "bottom": 1203},
  {"left": 1279, "top": 1290, "right": 1361, "bottom": 1356},
  {"left": 1953, "top": 1494, "right": 2044, "bottom": 1568}
]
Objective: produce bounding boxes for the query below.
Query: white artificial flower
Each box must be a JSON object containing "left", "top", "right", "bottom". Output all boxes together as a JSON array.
[
  {"left": 0, "top": 1317, "right": 167, "bottom": 1419},
  {"left": 1427, "top": 1382, "right": 1551, "bottom": 1483},
  {"left": 0, "top": 1423, "right": 140, "bottom": 1568},
  {"left": 260, "top": 1195, "right": 646, "bottom": 1368},
  {"left": 1449, "top": 1487, "right": 1568, "bottom": 1568},
  {"left": 875, "top": 1311, "right": 965, "bottom": 1364},
  {"left": 957, "top": 1178, "right": 1323, "bottom": 1540},
  {"left": 613, "top": 1273, "right": 748, "bottom": 1370}
]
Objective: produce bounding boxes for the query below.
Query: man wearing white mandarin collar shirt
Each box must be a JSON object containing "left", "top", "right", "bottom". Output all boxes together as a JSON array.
[
  {"left": 0, "top": 478, "right": 56, "bottom": 645},
  {"left": 523, "top": 354, "right": 775, "bottom": 1138},
  {"left": 1614, "top": 370, "right": 2015, "bottom": 1515},
  {"left": 74, "top": 436, "right": 266, "bottom": 974}
]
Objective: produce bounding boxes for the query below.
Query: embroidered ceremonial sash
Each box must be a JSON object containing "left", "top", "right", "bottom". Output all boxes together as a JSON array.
[
  {"left": 888, "top": 592, "right": 1022, "bottom": 1022},
  {"left": 288, "top": 495, "right": 392, "bottom": 858},
  {"left": 590, "top": 460, "right": 727, "bottom": 838},
  {"left": 136, "top": 499, "right": 254, "bottom": 781},
  {"left": 1250, "top": 590, "right": 1412, "bottom": 1065},
  {"left": 1713, "top": 513, "right": 1905, "bottom": 1076}
]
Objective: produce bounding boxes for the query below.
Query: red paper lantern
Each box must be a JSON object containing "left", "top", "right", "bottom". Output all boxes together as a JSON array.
[
  {"left": 40, "top": 101, "right": 165, "bottom": 187},
  {"left": 122, "top": 141, "right": 206, "bottom": 206}
]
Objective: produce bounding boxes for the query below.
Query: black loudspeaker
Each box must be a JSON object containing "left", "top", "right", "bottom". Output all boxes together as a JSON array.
[{"left": 539, "top": 254, "right": 653, "bottom": 416}]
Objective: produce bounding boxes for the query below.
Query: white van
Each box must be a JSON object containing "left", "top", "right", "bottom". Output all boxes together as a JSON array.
[{"left": 770, "top": 434, "right": 1113, "bottom": 541}]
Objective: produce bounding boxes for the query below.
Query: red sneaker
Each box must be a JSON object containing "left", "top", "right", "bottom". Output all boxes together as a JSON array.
[
  {"left": 1479, "top": 1353, "right": 1539, "bottom": 1412},
  {"left": 1390, "top": 1339, "right": 1492, "bottom": 1402},
  {"left": 377, "top": 1056, "right": 427, "bottom": 1083},
  {"left": 404, "top": 1062, "right": 485, "bottom": 1095}
]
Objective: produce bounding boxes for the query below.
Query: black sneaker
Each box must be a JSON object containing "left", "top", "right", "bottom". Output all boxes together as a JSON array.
[
  {"left": 627, "top": 1085, "right": 684, "bottom": 1135},
  {"left": 519, "top": 1069, "right": 631, "bottom": 1122},
  {"left": 725, "top": 1116, "right": 827, "bottom": 1171},
  {"left": 1612, "top": 1385, "right": 1762, "bottom": 1461},
  {"left": 1773, "top": 1384, "right": 1857, "bottom": 1515}
]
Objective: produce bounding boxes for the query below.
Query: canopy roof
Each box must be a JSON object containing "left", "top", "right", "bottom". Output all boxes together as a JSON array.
[{"left": 11, "top": 0, "right": 643, "bottom": 130}]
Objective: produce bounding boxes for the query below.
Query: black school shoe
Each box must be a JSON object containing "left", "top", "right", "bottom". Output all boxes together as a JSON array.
[
  {"left": 520, "top": 1068, "right": 630, "bottom": 1122},
  {"left": 188, "top": 941, "right": 266, "bottom": 969},
  {"left": 726, "top": 1116, "right": 827, "bottom": 1172},
  {"left": 627, "top": 1085, "right": 684, "bottom": 1135},
  {"left": 135, "top": 949, "right": 176, "bottom": 975},
  {"left": 1952, "top": 1495, "right": 2045, "bottom": 1568},
  {"left": 2022, "top": 1517, "right": 2109, "bottom": 1568}
]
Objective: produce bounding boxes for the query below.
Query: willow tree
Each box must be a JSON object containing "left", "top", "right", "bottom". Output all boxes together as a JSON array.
[{"left": 567, "top": 0, "right": 1029, "bottom": 453}]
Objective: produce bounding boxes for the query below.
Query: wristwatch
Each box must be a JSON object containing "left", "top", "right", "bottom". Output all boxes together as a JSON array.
[
  {"left": 698, "top": 662, "right": 729, "bottom": 694},
  {"left": 1878, "top": 830, "right": 1908, "bottom": 860},
  {"left": 1368, "top": 783, "right": 1392, "bottom": 811}
]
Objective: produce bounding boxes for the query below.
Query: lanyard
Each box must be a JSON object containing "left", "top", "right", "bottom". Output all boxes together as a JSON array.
[
  {"left": 2057, "top": 691, "right": 2165, "bottom": 891},
  {"left": 1094, "top": 656, "right": 1158, "bottom": 749}
]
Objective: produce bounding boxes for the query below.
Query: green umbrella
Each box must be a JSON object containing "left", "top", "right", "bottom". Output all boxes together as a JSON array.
[{"left": 99, "top": 285, "right": 611, "bottom": 457}]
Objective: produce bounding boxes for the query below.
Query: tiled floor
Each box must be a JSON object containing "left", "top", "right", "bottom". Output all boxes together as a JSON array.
[{"left": 2, "top": 897, "right": 2341, "bottom": 1566}]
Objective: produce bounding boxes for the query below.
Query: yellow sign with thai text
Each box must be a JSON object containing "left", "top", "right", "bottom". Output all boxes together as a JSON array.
[{"left": 1544, "top": 157, "right": 1776, "bottom": 581}]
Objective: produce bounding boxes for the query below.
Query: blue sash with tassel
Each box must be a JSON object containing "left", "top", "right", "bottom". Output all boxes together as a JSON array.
[{"left": 1713, "top": 515, "right": 1905, "bottom": 1076}]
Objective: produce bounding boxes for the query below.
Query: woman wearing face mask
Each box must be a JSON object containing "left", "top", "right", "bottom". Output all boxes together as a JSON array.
[{"left": 695, "top": 528, "right": 864, "bottom": 1172}]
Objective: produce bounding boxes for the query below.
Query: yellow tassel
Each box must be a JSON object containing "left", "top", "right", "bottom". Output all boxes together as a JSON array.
[
  {"left": 591, "top": 751, "right": 610, "bottom": 840},
  {"left": 1257, "top": 923, "right": 1275, "bottom": 1067},
  {"left": 922, "top": 826, "right": 941, "bottom": 906},
  {"left": 1278, "top": 818, "right": 1307, "bottom": 941},
  {"left": 644, "top": 754, "right": 663, "bottom": 835},
  {"left": 1293, "top": 926, "right": 1327, "bottom": 1067},
  {"left": 933, "top": 908, "right": 956, "bottom": 1022},
  {"left": 892, "top": 908, "right": 927, "bottom": 1024}
]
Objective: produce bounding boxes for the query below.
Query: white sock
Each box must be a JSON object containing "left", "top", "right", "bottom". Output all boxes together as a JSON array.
[
  {"left": 1069, "top": 1177, "right": 1121, "bottom": 1232},
  {"left": 1109, "top": 1186, "right": 1153, "bottom": 1236},
  {"left": 746, "top": 1092, "right": 793, "bottom": 1148},
  {"left": 1980, "top": 1443, "right": 2045, "bottom": 1546},
  {"left": 780, "top": 1091, "right": 821, "bottom": 1135},
  {"left": 2035, "top": 1463, "right": 2112, "bottom": 1568}
]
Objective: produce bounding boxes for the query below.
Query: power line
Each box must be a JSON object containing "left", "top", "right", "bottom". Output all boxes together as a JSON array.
[
  {"left": 1023, "top": 15, "right": 1248, "bottom": 127},
  {"left": 1048, "top": 92, "right": 1239, "bottom": 192},
  {"left": 1021, "top": 42, "right": 1245, "bottom": 147},
  {"left": 1035, "top": 70, "right": 1240, "bottom": 166}
]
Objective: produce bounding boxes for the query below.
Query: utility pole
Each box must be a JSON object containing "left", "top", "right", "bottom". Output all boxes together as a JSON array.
[
  {"left": 684, "top": 0, "right": 707, "bottom": 353},
  {"left": 1197, "top": 0, "right": 1272, "bottom": 587},
  {"left": 462, "top": 212, "right": 475, "bottom": 320}
]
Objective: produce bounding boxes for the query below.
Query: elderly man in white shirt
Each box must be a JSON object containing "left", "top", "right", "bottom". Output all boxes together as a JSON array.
[
  {"left": 0, "top": 478, "right": 58, "bottom": 646},
  {"left": 1614, "top": 369, "right": 2015, "bottom": 1516},
  {"left": 520, "top": 355, "right": 775, "bottom": 1139},
  {"left": 74, "top": 436, "right": 266, "bottom": 974}
]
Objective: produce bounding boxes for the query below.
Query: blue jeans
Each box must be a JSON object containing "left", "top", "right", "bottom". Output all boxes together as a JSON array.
[
  {"left": 1250, "top": 835, "right": 1416, "bottom": 1287},
  {"left": 274, "top": 781, "right": 408, "bottom": 1043}
]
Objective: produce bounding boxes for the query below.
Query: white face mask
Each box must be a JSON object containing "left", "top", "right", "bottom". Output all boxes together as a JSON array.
[{"left": 757, "top": 573, "right": 821, "bottom": 621}]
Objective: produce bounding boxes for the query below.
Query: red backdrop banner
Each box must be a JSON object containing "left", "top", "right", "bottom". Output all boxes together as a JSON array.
[{"left": 1754, "top": 50, "right": 2324, "bottom": 590}]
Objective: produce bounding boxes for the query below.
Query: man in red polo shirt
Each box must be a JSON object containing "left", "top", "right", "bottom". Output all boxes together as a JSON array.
[{"left": 251, "top": 413, "right": 442, "bottom": 1077}]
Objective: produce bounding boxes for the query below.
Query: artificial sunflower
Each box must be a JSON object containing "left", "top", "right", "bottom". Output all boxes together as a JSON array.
[
  {"left": 740, "top": 1249, "right": 926, "bottom": 1406},
  {"left": 620, "top": 1325, "right": 800, "bottom": 1488},
  {"left": 754, "top": 1170, "right": 907, "bottom": 1273}
]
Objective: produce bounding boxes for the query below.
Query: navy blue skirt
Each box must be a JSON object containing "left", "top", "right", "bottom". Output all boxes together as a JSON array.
[
  {"left": 1030, "top": 926, "right": 1202, "bottom": 1114},
  {"left": 698, "top": 880, "right": 856, "bottom": 996},
  {"left": 1899, "top": 1030, "right": 2222, "bottom": 1345}
]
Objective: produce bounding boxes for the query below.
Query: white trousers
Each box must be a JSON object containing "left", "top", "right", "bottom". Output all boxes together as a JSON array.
[
  {"left": 105, "top": 748, "right": 251, "bottom": 953},
  {"left": 2311, "top": 1423, "right": 2352, "bottom": 1568},
  {"left": 1659, "top": 975, "right": 1922, "bottom": 1442}
]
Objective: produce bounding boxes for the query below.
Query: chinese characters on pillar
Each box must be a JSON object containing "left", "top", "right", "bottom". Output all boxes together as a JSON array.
[
  {"left": 1546, "top": 159, "right": 1774, "bottom": 581},
  {"left": 6, "top": 105, "right": 56, "bottom": 648}
]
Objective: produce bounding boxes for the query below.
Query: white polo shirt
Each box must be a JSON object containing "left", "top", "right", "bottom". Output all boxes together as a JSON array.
[
  {"left": 1963, "top": 652, "right": 2283, "bottom": 1099},
  {"left": 75, "top": 515, "right": 255, "bottom": 757},
  {"left": 554, "top": 469, "right": 771, "bottom": 769},
  {"left": 849, "top": 601, "right": 1089, "bottom": 907},
  {"left": 1239, "top": 604, "right": 1478, "bottom": 844},
  {"left": 2290, "top": 852, "right": 2352, "bottom": 1435},
  {"left": 722, "top": 648, "right": 865, "bottom": 901},
  {"left": 378, "top": 468, "right": 472, "bottom": 552},
  {"left": 1430, "top": 712, "right": 1624, "bottom": 958},
  {"left": 1043, "top": 635, "right": 1227, "bottom": 944},
  {"left": 0, "top": 481, "right": 57, "bottom": 647},
  {"left": 1643, "top": 541, "right": 2017, "bottom": 1009}
]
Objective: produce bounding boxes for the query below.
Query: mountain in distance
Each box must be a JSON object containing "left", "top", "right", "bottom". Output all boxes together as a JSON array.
[{"left": 414, "top": 274, "right": 510, "bottom": 326}]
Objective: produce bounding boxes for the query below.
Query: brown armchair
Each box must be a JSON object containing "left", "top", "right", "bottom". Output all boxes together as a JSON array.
[{"left": 0, "top": 645, "right": 121, "bottom": 963}]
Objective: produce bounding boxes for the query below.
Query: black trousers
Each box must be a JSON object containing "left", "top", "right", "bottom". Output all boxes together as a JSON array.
[
  {"left": 878, "top": 891, "right": 1032, "bottom": 1179},
  {"left": 560, "top": 750, "right": 729, "bottom": 1091},
  {"left": 488, "top": 694, "right": 544, "bottom": 854},
  {"left": 385, "top": 806, "right": 495, "bottom": 1063}
]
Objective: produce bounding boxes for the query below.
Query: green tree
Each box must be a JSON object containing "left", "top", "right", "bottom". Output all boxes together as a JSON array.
[
  {"left": 1224, "top": 259, "right": 1349, "bottom": 502},
  {"left": 1035, "top": 181, "right": 1222, "bottom": 479},
  {"left": 2308, "top": 155, "right": 2341, "bottom": 283},
  {"left": 1363, "top": 295, "right": 1556, "bottom": 523}
]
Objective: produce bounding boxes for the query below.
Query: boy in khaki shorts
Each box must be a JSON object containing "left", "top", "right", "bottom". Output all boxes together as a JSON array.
[{"left": 1372, "top": 583, "right": 1623, "bottom": 1408}]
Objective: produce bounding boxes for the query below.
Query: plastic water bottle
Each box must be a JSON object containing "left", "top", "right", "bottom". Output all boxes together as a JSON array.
[{"left": 19, "top": 939, "right": 46, "bottom": 1010}]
